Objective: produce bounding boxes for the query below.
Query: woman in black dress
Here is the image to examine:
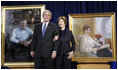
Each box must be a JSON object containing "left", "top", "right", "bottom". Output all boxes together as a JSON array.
[{"left": 55, "top": 16, "right": 76, "bottom": 69}]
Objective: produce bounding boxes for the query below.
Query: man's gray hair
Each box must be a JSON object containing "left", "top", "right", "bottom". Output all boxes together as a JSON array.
[{"left": 43, "top": 10, "right": 52, "bottom": 16}]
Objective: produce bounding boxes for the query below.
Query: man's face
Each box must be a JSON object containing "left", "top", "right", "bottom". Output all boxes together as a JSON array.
[
  {"left": 43, "top": 11, "right": 51, "bottom": 22},
  {"left": 20, "top": 21, "right": 27, "bottom": 30}
]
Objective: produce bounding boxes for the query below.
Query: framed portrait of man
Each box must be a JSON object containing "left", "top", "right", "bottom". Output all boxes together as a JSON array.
[
  {"left": 69, "top": 13, "right": 116, "bottom": 63},
  {"left": 1, "top": 5, "right": 45, "bottom": 67}
]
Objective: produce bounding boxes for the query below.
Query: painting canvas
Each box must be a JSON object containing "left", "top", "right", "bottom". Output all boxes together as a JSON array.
[
  {"left": 1, "top": 5, "right": 45, "bottom": 66},
  {"left": 69, "top": 13, "right": 116, "bottom": 62}
]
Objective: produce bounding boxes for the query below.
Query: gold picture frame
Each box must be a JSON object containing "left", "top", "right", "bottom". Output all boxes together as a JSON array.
[
  {"left": 69, "top": 13, "right": 116, "bottom": 63},
  {"left": 1, "top": 5, "right": 45, "bottom": 67}
]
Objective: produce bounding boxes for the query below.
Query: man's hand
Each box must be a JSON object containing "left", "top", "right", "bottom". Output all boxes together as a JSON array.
[
  {"left": 67, "top": 51, "right": 73, "bottom": 59},
  {"left": 51, "top": 51, "right": 56, "bottom": 59},
  {"left": 19, "top": 41, "right": 25, "bottom": 45},
  {"left": 53, "top": 35, "right": 59, "bottom": 41},
  {"left": 24, "top": 40, "right": 32, "bottom": 46},
  {"left": 30, "top": 51, "right": 35, "bottom": 57}
]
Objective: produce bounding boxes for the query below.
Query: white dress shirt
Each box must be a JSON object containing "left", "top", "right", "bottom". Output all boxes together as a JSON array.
[
  {"left": 80, "top": 35, "right": 101, "bottom": 53},
  {"left": 42, "top": 21, "right": 49, "bottom": 31}
]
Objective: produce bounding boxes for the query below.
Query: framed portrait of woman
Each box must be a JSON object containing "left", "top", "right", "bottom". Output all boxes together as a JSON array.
[
  {"left": 1, "top": 5, "right": 45, "bottom": 68},
  {"left": 69, "top": 13, "right": 116, "bottom": 63}
]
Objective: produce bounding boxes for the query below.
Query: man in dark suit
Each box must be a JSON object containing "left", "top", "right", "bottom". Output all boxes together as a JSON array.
[{"left": 30, "top": 10, "right": 59, "bottom": 69}]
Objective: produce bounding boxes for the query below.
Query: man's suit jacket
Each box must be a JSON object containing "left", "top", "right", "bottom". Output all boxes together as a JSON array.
[
  {"left": 57, "top": 28, "right": 76, "bottom": 55},
  {"left": 31, "top": 22, "right": 59, "bottom": 57}
]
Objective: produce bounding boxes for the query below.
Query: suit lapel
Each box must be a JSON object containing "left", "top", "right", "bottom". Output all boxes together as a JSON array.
[{"left": 39, "top": 23, "right": 43, "bottom": 39}]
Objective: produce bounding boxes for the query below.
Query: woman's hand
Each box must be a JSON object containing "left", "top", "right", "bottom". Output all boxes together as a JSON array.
[
  {"left": 51, "top": 51, "right": 57, "bottom": 59},
  {"left": 53, "top": 35, "right": 59, "bottom": 41},
  {"left": 67, "top": 51, "right": 74, "bottom": 59},
  {"left": 30, "top": 51, "right": 35, "bottom": 57},
  {"left": 97, "top": 48, "right": 102, "bottom": 51}
]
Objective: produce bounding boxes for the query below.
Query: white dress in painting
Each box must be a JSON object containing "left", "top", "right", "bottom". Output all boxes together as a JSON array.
[{"left": 80, "top": 35, "right": 101, "bottom": 57}]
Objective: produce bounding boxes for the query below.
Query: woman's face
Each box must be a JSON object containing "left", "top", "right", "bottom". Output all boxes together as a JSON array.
[
  {"left": 58, "top": 19, "right": 65, "bottom": 28},
  {"left": 84, "top": 28, "right": 91, "bottom": 35}
]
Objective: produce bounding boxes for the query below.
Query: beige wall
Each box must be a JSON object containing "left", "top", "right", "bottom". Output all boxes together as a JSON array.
[{"left": 72, "top": 18, "right": 95, "bottom": 38}]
